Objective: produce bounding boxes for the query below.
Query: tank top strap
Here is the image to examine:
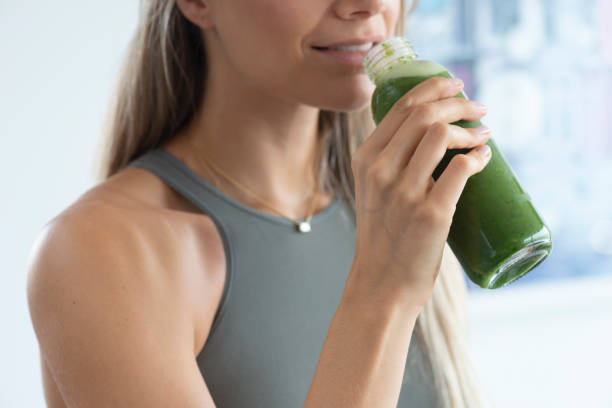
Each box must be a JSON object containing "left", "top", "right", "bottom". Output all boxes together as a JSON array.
[
  {"left": 127, "top": 148, "right": 241, "bottom": 221},
  {"left": 126, "top": 148, "right": 240, "bottom": 333}
]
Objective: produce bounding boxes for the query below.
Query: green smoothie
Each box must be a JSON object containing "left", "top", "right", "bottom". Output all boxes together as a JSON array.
[{"left": 364, "top": 38, "right": 552, "bottom": 289}]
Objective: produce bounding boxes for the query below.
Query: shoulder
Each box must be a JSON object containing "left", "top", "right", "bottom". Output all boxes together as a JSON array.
[
  {"left": 28, "top": 168, "right": 227, "bottom": 354},
  {"left": 44, "top": 163, "right": 227, "bottom": 279},
  {"left": 25, "top": 197, "right": 222, "bottom": 407}
]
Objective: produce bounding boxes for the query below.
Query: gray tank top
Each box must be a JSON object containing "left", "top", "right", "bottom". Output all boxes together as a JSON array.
[{"left": 127, "top": 148, "right": 441, "bottom": 408}]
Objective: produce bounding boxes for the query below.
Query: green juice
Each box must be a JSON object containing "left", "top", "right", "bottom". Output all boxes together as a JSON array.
[{"left": 364, "top": 38, "right": 552, "bottom": 289}]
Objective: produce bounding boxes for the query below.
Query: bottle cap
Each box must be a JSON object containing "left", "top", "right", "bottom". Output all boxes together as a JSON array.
[{"left": 363, "top": 37, "right": 418, "bottom": 84}]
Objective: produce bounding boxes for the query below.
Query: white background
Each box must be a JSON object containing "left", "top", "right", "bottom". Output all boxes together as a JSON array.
[{"left": 2, "top": 2, "right": 610, "bottom": 407}]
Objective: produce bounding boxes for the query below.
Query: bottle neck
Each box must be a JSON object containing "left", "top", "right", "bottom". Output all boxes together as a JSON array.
[
  {"left": 363, "top": 37, "right": 419, "bottom": 86},
  {"left": 363, "top": 37, "right": 449, "bottom": 86}
]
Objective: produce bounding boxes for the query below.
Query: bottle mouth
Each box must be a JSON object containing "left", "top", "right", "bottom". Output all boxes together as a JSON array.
[{"left": 362, "top": 36, "right": 418, "bottom": 84}]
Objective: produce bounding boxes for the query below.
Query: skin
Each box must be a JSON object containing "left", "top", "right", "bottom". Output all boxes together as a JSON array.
[
  {"left": 26, "top": 0, "right": 491, "bottom": 406},
  {"left": 163, "top": 0, "right": 399, "bottom": 214}
]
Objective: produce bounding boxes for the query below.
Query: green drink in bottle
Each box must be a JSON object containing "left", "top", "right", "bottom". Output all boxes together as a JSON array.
[{"left": 363, "top": 37, "right": 552, "bottom": 289}]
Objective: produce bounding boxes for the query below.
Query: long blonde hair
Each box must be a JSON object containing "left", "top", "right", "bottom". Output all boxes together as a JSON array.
[{"left": 93, "top": 1, "right": 488, "bottom": 406}]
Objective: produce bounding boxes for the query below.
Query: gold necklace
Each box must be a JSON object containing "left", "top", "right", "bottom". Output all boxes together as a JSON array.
[{"left": 188, "top": 138, "right": 319, "bottom": 233}]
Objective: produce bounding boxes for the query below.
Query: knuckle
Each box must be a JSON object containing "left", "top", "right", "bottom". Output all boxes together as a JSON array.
[
  {"left": 450, "top": 153, "right": 475, "bottom": 173},
  {"left": 453, "top": 97, "right": 468, "bottom": 110},
  {"left": 366, "top": 160, "right": 393, "bottom": 186},
  {"left": 466, "top": 98, "right": 483, "bottom": 113},
  {"left": 432, "top": 76, "right": 450, "bottom": 91},
  {"left": 396, "top": 186, "right": 420, "bottom": 206},
  {"left": 396, "top": 95, "right": 417, "bottom": 115},
  {"left": 412, "top": 104, "right": 435, "bottom": 121},
  {"left": 416, "top": 204, "right": 445, "bottom": 225},
  {"left": 427, "top": 122, "right": 451, "bottom": 144}
]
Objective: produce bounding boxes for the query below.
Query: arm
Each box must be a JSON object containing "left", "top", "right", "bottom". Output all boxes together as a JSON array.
[
  {"left": 303, "top": 270, "right": 422, "bottom": 408},
  {"left": 26, "top": 213, "right": 218, "bottom": 408},
  {"left": 302, "top": 76, "right": 491, "bottom": 408}
]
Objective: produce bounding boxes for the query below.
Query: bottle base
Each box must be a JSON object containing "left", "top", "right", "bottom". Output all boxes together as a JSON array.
[{"left": 485, "top": 240, "right": 552, "bottom": 289}]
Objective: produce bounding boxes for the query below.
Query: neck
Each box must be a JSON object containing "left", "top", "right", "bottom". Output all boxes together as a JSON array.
[{"left": 169, "top": 41, "right": 328, "bottom": 216}]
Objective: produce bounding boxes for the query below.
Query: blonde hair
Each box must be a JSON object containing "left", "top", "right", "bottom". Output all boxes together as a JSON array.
[{"left": 93, "top": 1, "right": 488, "bottom": 406}]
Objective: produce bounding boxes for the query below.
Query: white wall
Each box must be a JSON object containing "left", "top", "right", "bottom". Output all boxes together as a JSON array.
[
  {"left": 468, "top": 275, "right": 612, "bottom": 407},
  {"left": 2, "top": 2, "right": 610, "bottom": 407},
  {"left": 0, "top": 3, "right": 139, "bottom": 407}
]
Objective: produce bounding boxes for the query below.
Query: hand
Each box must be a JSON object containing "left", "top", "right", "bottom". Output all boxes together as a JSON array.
[{"left": 348, "top": 76, "right": 492, "bottom": 308}]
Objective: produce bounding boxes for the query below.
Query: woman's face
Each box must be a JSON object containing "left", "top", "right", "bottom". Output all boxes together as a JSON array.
[{"left": 202, "top": 0, "right": 400, "bottom": 112}]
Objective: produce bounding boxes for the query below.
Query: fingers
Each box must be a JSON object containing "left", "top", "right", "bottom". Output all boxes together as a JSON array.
[
  {"left": 377, "top": 97, "right": 488, "bottom": 177},
  {"left": 427, "top": 144, "right": 493, "bottom": 213},
  {"left": 363, "top": 76, "right": 465, "bottom": 154},
  {"left": 416, "top": 97, "right": 488, "bottom": 126},
  {"left": 404, "top": 123, "right": 492, "bottom": 191}
]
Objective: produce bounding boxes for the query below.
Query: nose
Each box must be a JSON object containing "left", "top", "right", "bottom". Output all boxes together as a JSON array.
[{"left": 334, "top": 0, "right": 388, "bottom": 20}]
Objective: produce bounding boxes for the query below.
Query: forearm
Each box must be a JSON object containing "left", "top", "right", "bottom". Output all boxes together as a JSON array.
[{"left": 303, "top": 269, "right": 422, "bottom": 408}]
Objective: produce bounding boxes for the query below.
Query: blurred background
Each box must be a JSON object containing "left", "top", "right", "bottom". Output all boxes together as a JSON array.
[
  {"left": 405, "top": 0, "right": 612, "bottom": 406},
  {"left": 1, "top": 1, "right": 610, "bottom": 407}
]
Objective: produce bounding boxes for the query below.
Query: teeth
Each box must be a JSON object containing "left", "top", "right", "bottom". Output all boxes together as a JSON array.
[{"left": 327, "top": 42, "right": 373, "bottom": 52}]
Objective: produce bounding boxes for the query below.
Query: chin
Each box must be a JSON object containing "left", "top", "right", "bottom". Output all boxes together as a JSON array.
[
  {"left": 309, "top": 83, "right": 375, "bottom": 112},
  {"left": 317, "top": 94, "right": 372, "bottom": 112},
  {"left": 329, "top": 75, "right": 375, "bottom": 111},
  {"left": 285, "top": 72, "right": 375, "bottom": 112},
  {"left": 323, "top": 99, "right": 371, "bottom": 112}
]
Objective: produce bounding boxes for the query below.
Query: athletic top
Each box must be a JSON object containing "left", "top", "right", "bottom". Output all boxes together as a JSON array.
[{"left": 127, "top": 148, "right": 440, "bottom": 408}]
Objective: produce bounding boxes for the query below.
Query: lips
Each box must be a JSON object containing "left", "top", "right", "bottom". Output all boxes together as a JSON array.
[
  {"left": 312, "top": 46, "right": 373, "bottom": 66},
  {"left": 313, "top": 42, "right": 375, "bottom": 52},
  {"left": 312, "top": 34, "right": 385, "bottom": 49},
  {"left": 311, "top": 36, "right": 384, "bottom": 67}
]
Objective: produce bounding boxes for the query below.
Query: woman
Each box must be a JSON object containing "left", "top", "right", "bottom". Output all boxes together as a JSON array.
[{"left": 27, "top": 0, "right": 492, "bottom": 406}]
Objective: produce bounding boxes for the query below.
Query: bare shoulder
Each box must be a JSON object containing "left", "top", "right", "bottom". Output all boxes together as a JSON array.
[
  {"left": 26, "top": 169, "right": 226, "bottom": 407},
  {"left": 33, "top": 166, "right": 228, "bottom": 351}
]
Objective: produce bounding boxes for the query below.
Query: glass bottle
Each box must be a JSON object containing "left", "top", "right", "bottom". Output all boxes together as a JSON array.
[{"left": 363, "top": 37, "right": 553, "bottom": 289}]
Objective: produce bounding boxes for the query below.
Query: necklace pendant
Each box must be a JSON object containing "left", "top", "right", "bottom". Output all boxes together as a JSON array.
[{"left": 297, "top": 221, "right": 311, "bottom": 233}]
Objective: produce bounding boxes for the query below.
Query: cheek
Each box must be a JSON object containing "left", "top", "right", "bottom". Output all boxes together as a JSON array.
[
  {"left": 251, "top": 0, "right": 307, "bottom": 31},
  {"left": 216, "top": 0, "right": 395, "bottom": 111},
  {"left": 222, "top": 0, "right": 308, "bottom": 84},
  {"left": 242, "top": 1, "right": 308, "bottom": 57}
]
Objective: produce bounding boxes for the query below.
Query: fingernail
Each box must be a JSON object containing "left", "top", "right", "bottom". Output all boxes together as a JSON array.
[
  {"left": 451, "top": 78, "right": 464, "bottom": 88},
  {"left": 473, "top": 101, "right": 488, "bottom": 111},
  {"left": 475, "top": 125, "right": 491, "bottom": 135},
  {"left": 476, "top": 144, "right": 491, "bottom": 157}
]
